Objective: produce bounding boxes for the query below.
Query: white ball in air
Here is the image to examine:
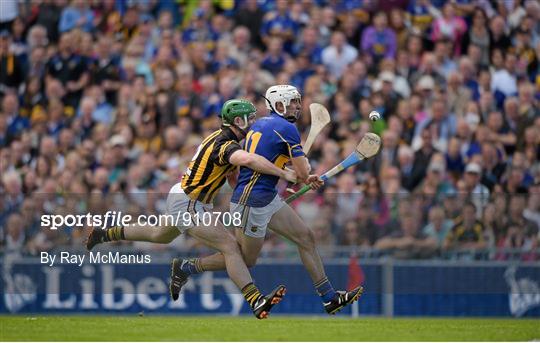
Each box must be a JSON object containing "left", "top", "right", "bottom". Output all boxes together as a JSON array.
[{"left": 369, "top": 111, "right": 381, "bottom": 121}]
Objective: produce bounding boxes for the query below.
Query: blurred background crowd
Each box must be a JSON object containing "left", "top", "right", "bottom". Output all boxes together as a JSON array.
[{"left": 0, "top": 0, "right": 539, "bottom": 260}]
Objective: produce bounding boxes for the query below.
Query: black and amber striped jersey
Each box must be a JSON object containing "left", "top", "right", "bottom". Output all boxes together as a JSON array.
[{"left": 181, "top": 127, "right": 241, "bottom": 203}]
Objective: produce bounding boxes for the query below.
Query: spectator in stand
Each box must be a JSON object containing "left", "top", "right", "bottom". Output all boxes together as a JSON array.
[
  {"left": 506, "top": 195, "right": 539, "bottom": 241},
  {"left": 423, "top": 205, "right": 454, "bottom": 248},
  {"left": 0, "top": 0, "right": 18, "bottom": 33},
  {"left": 491, "top": 52, "right": 518, "bottom": 107},
  {"left": 375, "top": 212, "right": 437, "bottom": 259},
  {"left": 446, "top": 71, "right": 471, "bottom": 117},
  {"left": 397, "top": 144, "right": 415, "bottom": 192},
  {"left": 458, "top": 56, "right": 480, "bottom": 101},
  {"left": 431, "top": 2, "right": 467, "bottom": 56},
  {"left": 375, "top": 128, "right": 400, "bottom": 170},
  {"left": 479, "top": 143, "right": 505, "bottom": 191},
  {"left": 3, "top": 212, "right": 26, "bottom": 255},
  {"left": 0, "top": 30, "right": 25, "bottom": 96},
  {"left": 228, "top": 26, "right": 252, "bottom": 67},
  {"left": 406, "top": 0, "right": 437, "bottom": 37},
  {"left": 260, "top": 0, "right": 298, "bottom": 52},
  {"left": 292, "top": 25, "right": 323, "bottom": 65},
  {"left": 182, "top": 9, "right": 219, "bottom": 52},
  {"left": 414, "top": 159, "right": 453, "bottom": 200},
  {"left": 444, "top": 201, "right": 486, "bottom": 251},
  {"left": 339, "top": 220, "right": 362, "bottom": 247},
  {"left": 322, "top": 31, "right": 358, "bottom": 80},
  {"left": 413, "top": 98, "right": 457, "bottom": 152},
  {"left": 46, "top": 32, "right": 89, "bottom": 108},
  {"left": 361, "top": 12, "right": 397, "bottom": 64},
  {"left": 2, "top": 170, "right": 23, "bottom": 218},
  {"left": 261, "top": 36, "right": 286, "bottom": 75},
  {"left": 524, "top": 183, "right": 540, "bottom": 230},
  {"left": 461, "top": 7, "right": 491, "bottom": 67},
  {"left": 234, "top": 0, "right": 265, "bottom": 50},
  {"left": 2, "top": 92, "right": 29, "bottom": 143},
  {"left": 59, "top": 0, "right": 95, "bottom": 33},
  {"left": 463, "top": 162, "right": 490, "bottom": 215}
]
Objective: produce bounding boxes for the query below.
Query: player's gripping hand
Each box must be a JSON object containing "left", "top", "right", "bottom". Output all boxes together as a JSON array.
[
  {"left": 306, "top": 175, "right": 324, "bottom": 190},
  {"left": 281, "top": 167, "right": 298, "bottom": 183}
]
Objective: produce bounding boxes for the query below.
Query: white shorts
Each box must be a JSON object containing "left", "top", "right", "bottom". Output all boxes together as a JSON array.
[
  {"left": 166, "top": 183, "right": 213, "bottom": 234},
  {"left": 230, "top": 194, "right": 285, "bottom": 238}
]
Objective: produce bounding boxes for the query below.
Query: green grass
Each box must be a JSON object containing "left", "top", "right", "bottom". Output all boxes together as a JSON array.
[{"left": 1, "top": 316, "right": 538, "bottom": 341}]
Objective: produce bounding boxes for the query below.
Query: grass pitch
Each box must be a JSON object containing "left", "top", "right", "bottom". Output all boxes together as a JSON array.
[{"left": 1, "top": 316, "right": 538, "bottom": 341}]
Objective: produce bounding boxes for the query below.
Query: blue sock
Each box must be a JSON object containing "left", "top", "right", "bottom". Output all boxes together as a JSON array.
[
  {"left": 315, "top": 276, "right": 336, "bottom": 302},
  {"left": 180, "top": 258, "right": 203, "bottom": 275}
]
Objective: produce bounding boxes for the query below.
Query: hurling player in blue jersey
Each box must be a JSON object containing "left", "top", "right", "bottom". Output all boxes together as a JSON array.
[{"left": 171, "top": 85, "right": 363, "bottom": 315}]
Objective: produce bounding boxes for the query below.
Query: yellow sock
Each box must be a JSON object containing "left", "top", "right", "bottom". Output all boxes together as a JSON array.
[
  {"left": 105, "top": 226, "right": 125, "bottom": 241},
  {"left": 241, "top": 283, "right": 262, "bottom": 308}
]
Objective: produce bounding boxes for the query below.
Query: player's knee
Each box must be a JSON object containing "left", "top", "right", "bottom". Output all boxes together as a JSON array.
[
  {"left": 218, "top": 237, "right": 242, "bottom": 256},
  {"left": 244, "top": 255, "right": 258, "bottom": 268},
  {"left": 298, "top": 228, "right": 316, "bottom": 251}
]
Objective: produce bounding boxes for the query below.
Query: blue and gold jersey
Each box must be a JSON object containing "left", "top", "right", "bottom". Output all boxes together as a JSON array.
[
  {"left": 406, "top": 1, "right": 433, "bottom": 33},
  {"left": 231, "top": 112, "right": 305, "bottom": 207}
]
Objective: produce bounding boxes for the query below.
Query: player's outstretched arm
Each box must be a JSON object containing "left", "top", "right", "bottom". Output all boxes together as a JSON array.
[{"left": 229, "top": 150, "right": 297, "bottom": 183}]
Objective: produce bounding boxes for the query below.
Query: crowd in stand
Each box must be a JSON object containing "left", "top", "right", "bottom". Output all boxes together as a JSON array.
[{"left": 0, "top": 0, "right": 539, "bottom": 260}]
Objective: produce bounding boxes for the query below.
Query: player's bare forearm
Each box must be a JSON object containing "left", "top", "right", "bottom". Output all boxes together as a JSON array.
[
  {"left": 290, "top": 156, "right": 310, "bottom": 182},
  {"left": 230, "top": 150, "right": 296, "bottom": 182}
]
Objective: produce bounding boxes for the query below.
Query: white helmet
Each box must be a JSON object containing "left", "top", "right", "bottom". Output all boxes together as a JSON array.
[{"left": 264, "top": 85, "right": 301, "bottom": 121}]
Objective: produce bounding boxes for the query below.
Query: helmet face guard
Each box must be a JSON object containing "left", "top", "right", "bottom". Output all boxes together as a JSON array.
[
  {"left": 265, "top": 85, "right": 302, "bottom": 123},
  {"left": 235, "top": 113, "right": 256, "bottom": 131}
]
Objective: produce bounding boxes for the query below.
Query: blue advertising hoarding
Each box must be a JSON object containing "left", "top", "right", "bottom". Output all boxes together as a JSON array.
[{"left": 1, "top": 257, "right": 539, "bottom": 317}]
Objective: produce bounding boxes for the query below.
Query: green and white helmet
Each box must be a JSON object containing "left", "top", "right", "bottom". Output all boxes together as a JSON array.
[{"left": 221, "top": 99, "right": 257, "bottom": 130}]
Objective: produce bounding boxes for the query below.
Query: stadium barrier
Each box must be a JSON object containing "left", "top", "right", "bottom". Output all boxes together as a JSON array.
[{"left": 1, "top": 254, "right": 539, "bottom": 317}]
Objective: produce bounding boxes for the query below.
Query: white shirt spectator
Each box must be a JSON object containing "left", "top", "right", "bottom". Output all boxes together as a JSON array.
[
  {"left": 472, "top": 183, "right": 490, "bottom": 217},
  {"left": 5, "top": 231, "right": 25, "bottom": 254},
  {"left": 507, "top": 5, "right": 526, "bottom": 30},
  {"left": 523, "top": 209, "right": 540, "bottom": 232},
  {"left": 0, "top": 0, "right": 18, "bottom": 23},
  {"left": 373, "top": 71, "right": 411, "bottom": 98},
  {"left": 334, "top": 193, "right": 362, "bottom": 227},
  {"left": 322, "top": 33, "right": 358, "bottom": 79},
  {"left": 463, "top": 162, "right": 490, "bottom": 217},
  {"left": 491, "top": 68, "right": 517, "bottom": 96}
]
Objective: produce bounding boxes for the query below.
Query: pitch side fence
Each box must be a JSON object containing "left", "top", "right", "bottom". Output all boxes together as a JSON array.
[{"left": 1, "top": 255, "right": 539, "bottom": 317}]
